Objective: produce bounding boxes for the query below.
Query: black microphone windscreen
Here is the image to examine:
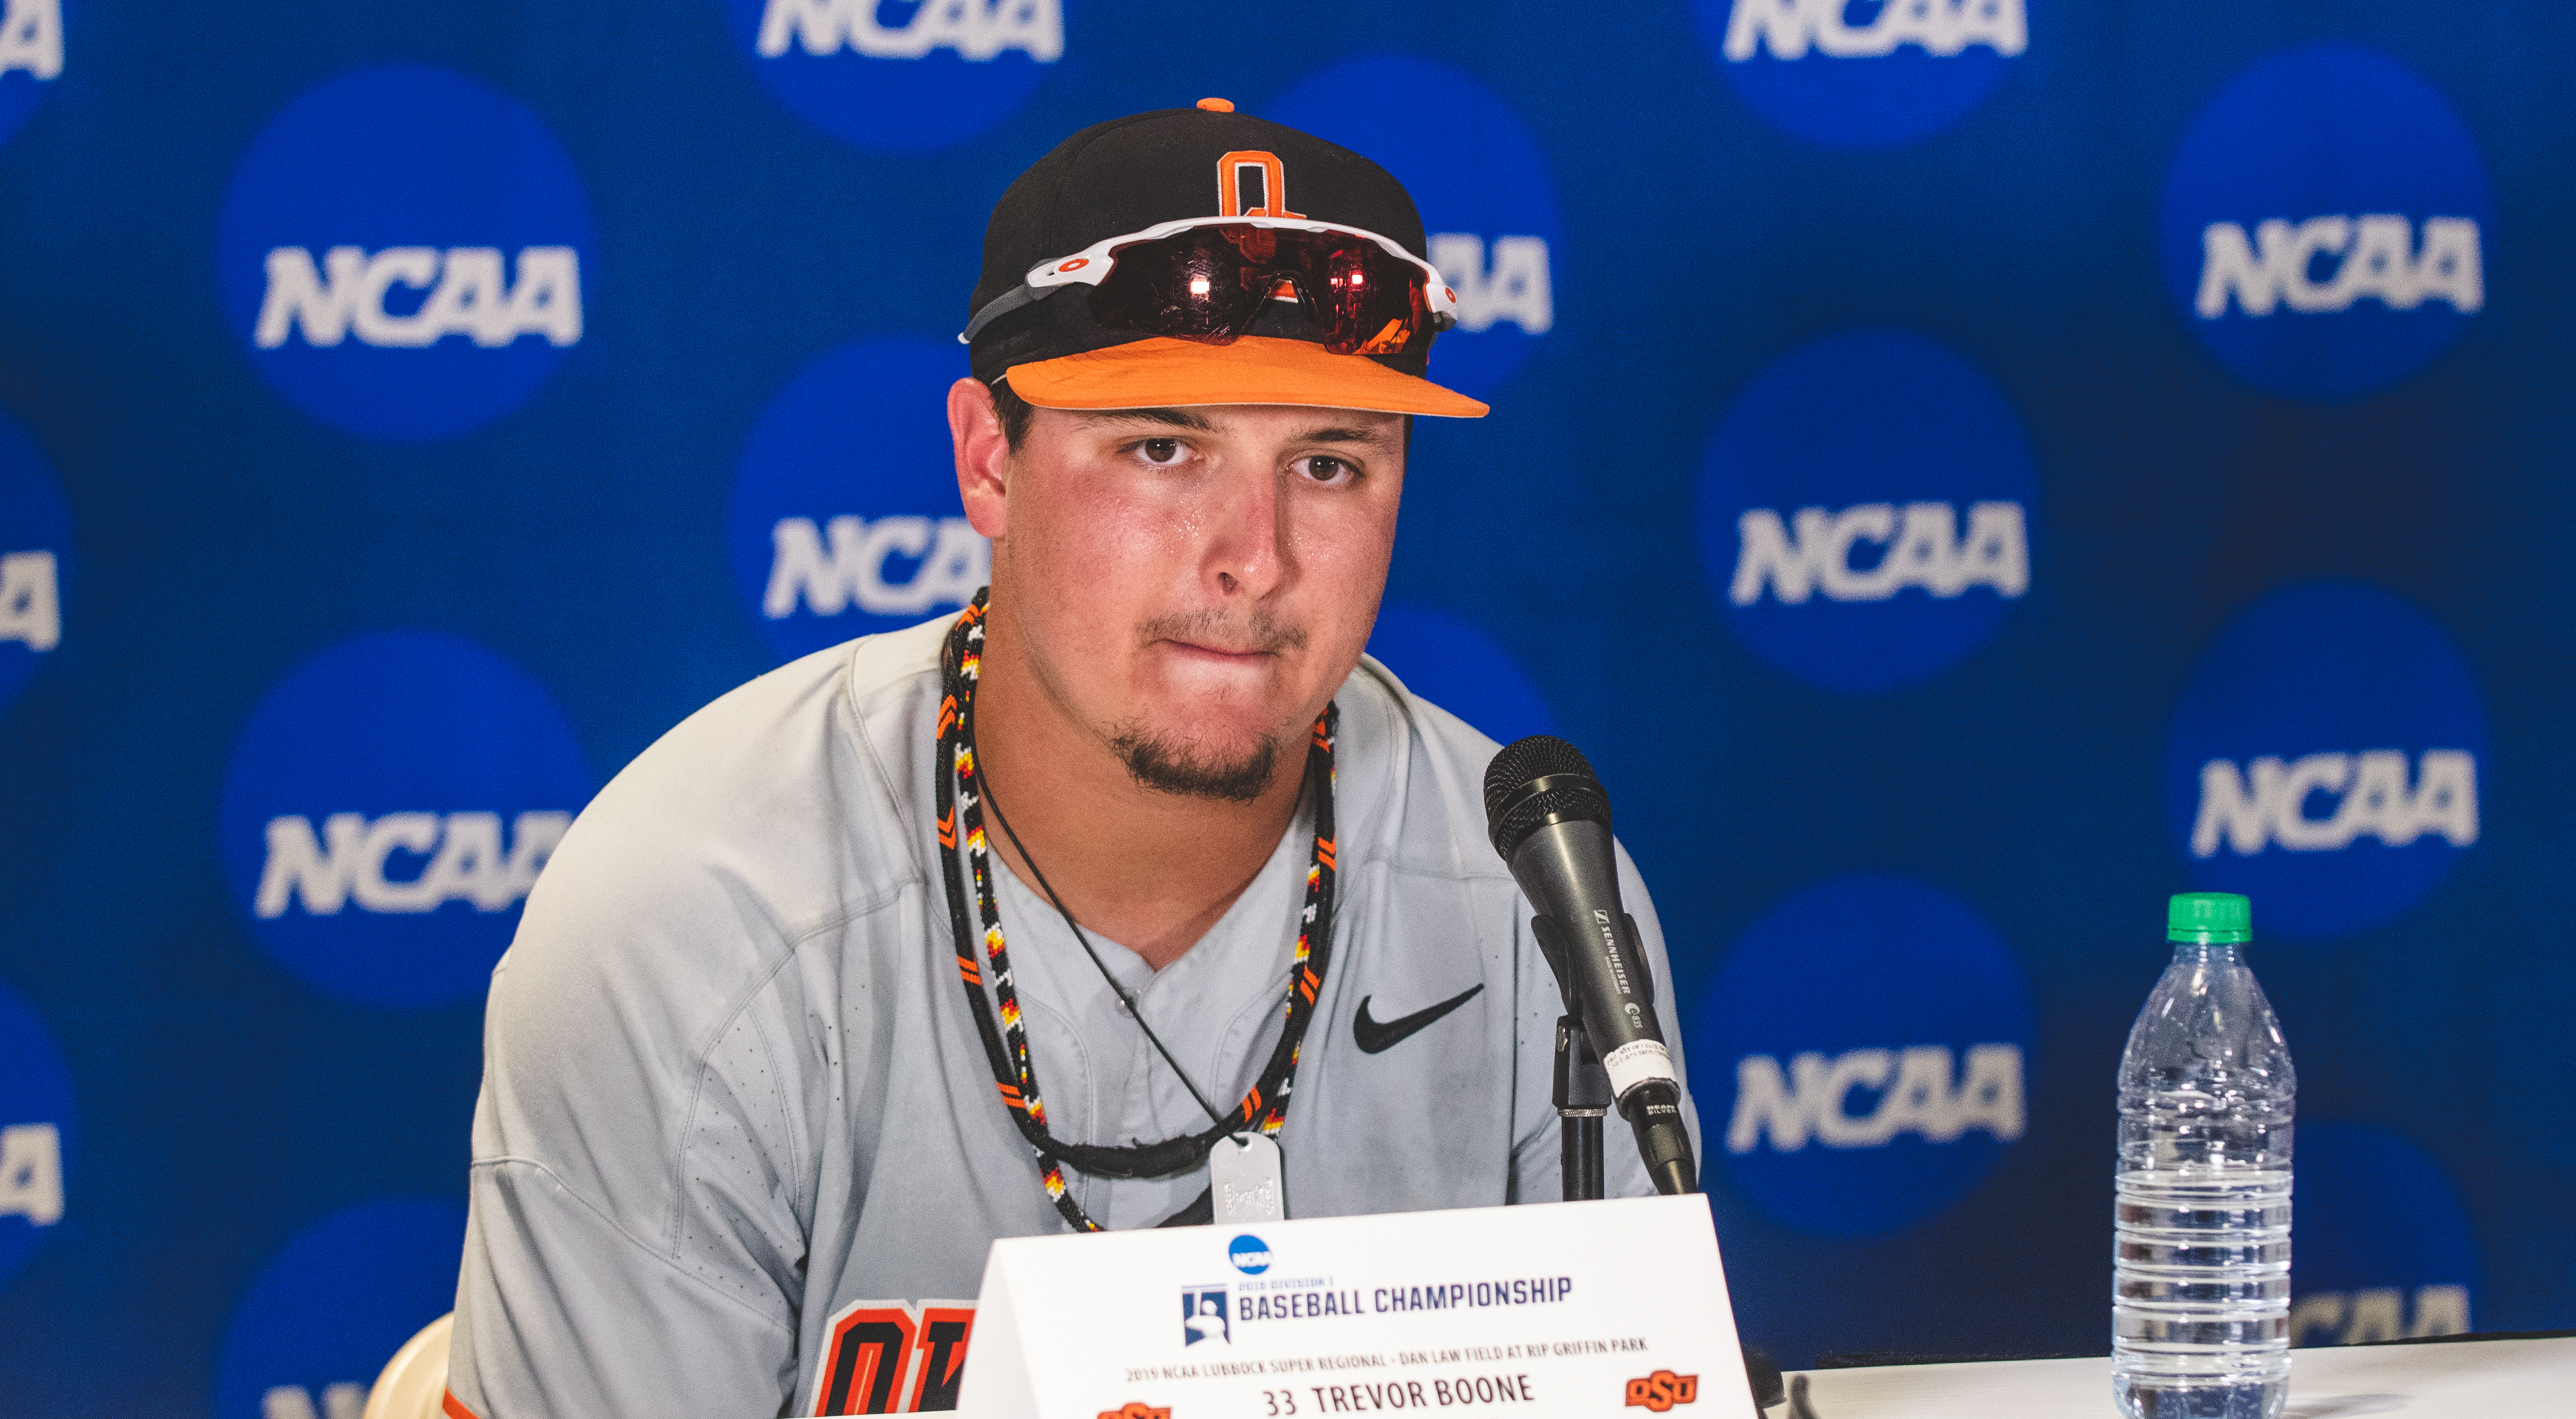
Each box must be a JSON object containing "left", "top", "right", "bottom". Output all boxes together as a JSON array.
[
  {"left": 1483, "top": 735, "right": 1612, "bottom": 859},
  {"left": 1481, "top": 735, "right": 1595, "bottom": 816}
]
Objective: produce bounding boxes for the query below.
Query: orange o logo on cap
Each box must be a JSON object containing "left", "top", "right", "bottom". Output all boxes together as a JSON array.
[
  {"left": 1055, "top": 257, "right": 1090, "bottom": 272},
  {"left": 1216, "top": 150, "right": 1304, "bottom": 220}
]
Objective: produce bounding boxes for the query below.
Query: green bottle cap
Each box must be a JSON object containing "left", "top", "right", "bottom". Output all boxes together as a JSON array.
[{"left": 2168, "top": 892, "right": 2252, "bottom": 943}]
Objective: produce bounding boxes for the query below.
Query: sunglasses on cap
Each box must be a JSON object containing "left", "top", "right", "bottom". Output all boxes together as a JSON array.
[{"left": 960, "top": 216, "right": 1462, "bottom": 357}]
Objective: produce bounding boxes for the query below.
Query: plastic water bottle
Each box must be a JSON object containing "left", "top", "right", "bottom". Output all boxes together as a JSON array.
[{"left": 2113, "top": 892, "right": 2295, "bottom": 1419}]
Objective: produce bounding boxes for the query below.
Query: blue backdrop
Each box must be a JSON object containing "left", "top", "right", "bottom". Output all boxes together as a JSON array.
[{"left": 1, "top": 1, "right": 2569, "bottom": 1411}]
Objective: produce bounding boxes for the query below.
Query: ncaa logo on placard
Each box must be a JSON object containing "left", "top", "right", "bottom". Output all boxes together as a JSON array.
[
  {"left": 1269, "top": 55, "right": 1561, "bottom": 401},
  {"left": 2163, "top": 582, "right": 2485, "bottom": 940},
  {"left": 0, "top": 0, "right": 63, "bottom": 147},
  {"left": 217, "top": 65, "right": 596, "bottom": 441},
  {"left": 218, "top": 631, "right": 595, "bottom": 1008},
  {"left": 0, "top": 981, "right": 74, "bottom": 1292},
  {"left": 730, "top": 338, "right": 988, "bottom": 663},
  {"left": 1228, "top": 1234, "right": 1270, "bottom": 1274},
  {"left": 724, "top": 0, "right": 1063, "bottom": 153},
  {"left": 1692, "top": 874, "right": 2035, "bottom": 1237},
  {"left": 212, "top": 1199, "right": 464, "bottom": 1419},
  {"left": 1365, "top": 604, "right": 1556, "bottom": 748},
  {"left": 2290, "top": 1122, "right": 2478, "bottom": 1348},
  {"left": 1697, "top": 330, "right": 2037, "bottom": 694},
  {"left": 1696, "top": 0, "right": 2026, "bottom": 148},
  {"left": 2160, "top": 45, "right": 2494, "bottom": 401},
  {"left": 0, "top": 411, "right": 72, "bottom": 715}
]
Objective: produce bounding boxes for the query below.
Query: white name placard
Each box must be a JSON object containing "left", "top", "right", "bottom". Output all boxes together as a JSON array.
[{"left": 956, "top": 1194, "right": 1755, "bottom": 1419}]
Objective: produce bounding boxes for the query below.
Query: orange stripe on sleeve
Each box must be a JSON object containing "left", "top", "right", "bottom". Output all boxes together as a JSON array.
[{"left": 443, "top": 1390, "right": 485, "bottom": 1419}]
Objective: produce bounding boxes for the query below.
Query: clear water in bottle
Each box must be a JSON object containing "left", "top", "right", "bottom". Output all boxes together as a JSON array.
[{"left": 2113, "top": 892, "right": 2294, "bottom": 1419}]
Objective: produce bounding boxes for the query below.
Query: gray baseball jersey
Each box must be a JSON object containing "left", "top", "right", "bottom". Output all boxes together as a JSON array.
[{"left": 447, "top": 612, "right": 1699, "bottom": 1418}]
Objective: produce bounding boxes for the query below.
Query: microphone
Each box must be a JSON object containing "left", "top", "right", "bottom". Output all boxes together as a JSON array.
[{"left": 1484, "top": 736, "right": 1697, "bottom": 1197}]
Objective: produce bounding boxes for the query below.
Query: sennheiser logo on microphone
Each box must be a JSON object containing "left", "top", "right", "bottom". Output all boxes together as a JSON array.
[{"left": 1591, "top": 909, "right": 1635, "bottom": 1000}]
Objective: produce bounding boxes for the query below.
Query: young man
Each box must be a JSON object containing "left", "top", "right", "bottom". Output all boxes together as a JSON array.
[{"left": 447, "top": 101, "right": 1698, "bottom": 1417}]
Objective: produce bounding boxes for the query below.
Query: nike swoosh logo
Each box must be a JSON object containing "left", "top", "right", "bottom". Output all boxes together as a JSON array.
[{"left": 1352, "top": 985, "right": 1486, "bottom": 1054}]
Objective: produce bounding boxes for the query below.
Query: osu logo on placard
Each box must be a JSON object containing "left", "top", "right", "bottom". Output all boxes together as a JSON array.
[
  {"left": 1101, "top": 1406, "right": 1170, "bottom": 1419},
  {"left": 1699, "top": 0, "right": 2025, "bottom": 148},
  {"left": 726, "top": 0, "right": 1061, "bottom": 153},
  {"left": 2159, "top": 45, "right": 2494, "bottom": 401},
  {"left": 2163, "top": 583, "right": 2486, "bottom": 940},
  {"left": 1267, "top": 55, "right": 1560, "bottom": 400},
  {"left": 731, "top": 338, "right": 989, "bottom": 663},
  {"left": 216, "top": 66, "right": 596, "bottom": 441},
  {"left": 1697, "top": 330, "right": 2038, "bottom": 694},
  {"left": 219, "top": 631, "right": 594, "bottom": 1008},
  {"left": 809, "top": 1299, "right": 975, "bottom": 1415},
  {"left": 0, "top": 411, "right": 72, "bottom": 716},
  {"left": 1693, "top": 874, "right": 2035, "bottom": 1238},
  {"left": 0, "top": 0, "right": 62, "bottom": 148},
  {"left": 0, "top": 981, "right": 73, "bottom": 1291},
  {"left": 1625, "top": 1370, "right": 1700, "bottom": 1412}
]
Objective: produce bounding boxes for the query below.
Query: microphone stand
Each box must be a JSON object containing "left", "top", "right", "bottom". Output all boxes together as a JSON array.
[{"left": 1554, "top": 1012, "right": 1612, "bottom": 1202}]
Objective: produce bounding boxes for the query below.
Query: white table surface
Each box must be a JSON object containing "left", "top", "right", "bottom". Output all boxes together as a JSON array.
[{"left": 1787, "top": 1336, "right": 2574, "bottom": 1418}]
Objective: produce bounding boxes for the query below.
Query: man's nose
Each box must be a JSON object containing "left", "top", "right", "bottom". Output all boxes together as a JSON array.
[{"left": 1205, "top": 459, "right": 1287, "bottom": 599}]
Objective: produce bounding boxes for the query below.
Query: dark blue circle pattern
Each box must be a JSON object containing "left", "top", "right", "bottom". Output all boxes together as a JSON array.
[
  {"left": 0, "top": 980, "right": 75, "bottom": 1290},
  {"left": 216, "top": 65, "right": 597, "bottom": 442},
  {"left": 721, "top": 0, "right": 1063, "bottom": 153},
  {"left": 218, "top": 631, "right": 596, "bottom": 1008},
  {"left": 1695, "top": 0, "right": 2024, "bottom": 148},
  {"left": 2291, "top": 1121, "right": 2480, "bottom": 1341},
  {"left": 1696, "top": 329, "right": 2039, "bottom": 695},
  {"left": 1692, "top": 873, "right": 2035, "bottom": 1237},
  {"left": 212, "top": 1198, "right": 469, "bottom": 1419},
  {"left": 1266, "top": 54, "right": 1563, "bottom": 403},
  {"left": 1364, "top": 602, "right": 1555, "bottom": 747},
  {"left": 2162, "top": 582, "right": 2486, "bottom": 941},
  {"left": 2158, "top": 44, "right": 2494, "bottom": 401},
  {"left": 0, "top": 410, "right": 72, "bottom": 715},
  {"left": 728, "top": 337, "right": 985, "bottom": 663}
]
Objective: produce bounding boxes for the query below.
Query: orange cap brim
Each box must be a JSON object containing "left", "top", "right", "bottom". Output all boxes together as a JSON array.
[{"left": 1006, "top": 336, "right": 1489, "bottom": 418}]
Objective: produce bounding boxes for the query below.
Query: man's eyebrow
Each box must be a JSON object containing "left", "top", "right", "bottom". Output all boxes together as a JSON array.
[
  {"left": 1075, "top": 407, "right": 1217, "bottom": 433},
  {"left": 1292, "top": 423, "right": 1399, "bottom": 446}
]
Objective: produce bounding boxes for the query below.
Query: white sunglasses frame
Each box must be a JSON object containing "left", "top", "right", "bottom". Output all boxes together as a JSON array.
[{"left": 959, "top": 214, "right": 1461, "bottom": 345}]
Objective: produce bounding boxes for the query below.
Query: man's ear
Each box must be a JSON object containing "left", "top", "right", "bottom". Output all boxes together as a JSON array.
[{"left": 949, "top": 376, "right": 1010, "bottom": 540}]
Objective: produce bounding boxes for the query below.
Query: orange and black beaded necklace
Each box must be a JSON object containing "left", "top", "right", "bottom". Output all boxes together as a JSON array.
[{"left": 935, "top": 591, "right": 1339, "bottom": 1232}]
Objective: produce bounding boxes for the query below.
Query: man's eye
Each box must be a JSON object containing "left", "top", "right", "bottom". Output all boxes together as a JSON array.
[
  {"left": 1138, "top": 438, "right": 1185, "bottom": 464},
  {"left": 1300, "top": 456, "right": 1352, "bottom": 483}
]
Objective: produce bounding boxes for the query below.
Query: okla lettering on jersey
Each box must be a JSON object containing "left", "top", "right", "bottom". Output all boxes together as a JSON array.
[
  {"left": 755, "top": 0, "right": 1062, "bottom": 61},
  {"left": 1725, "top": 1044, "right": 2024, "bottom": 1154},
  {"left": 2197, "top": 216, "right": 2482, "bottom": 319},
  {"left": 255, "top": 810, "right": 572, "bottom": 918},
  {"left": 1730, "top": 501, "right": 2029, "bottom": 606},
  {"left": 255, "top": 246, "right": 582, "bottom": 350},
  {"left": 763, "top": 514, "right": 989, "bottom": 621},
  {"left": 2192, "top": 750, "right": 2477, "bottom": 858},
  {"left": 1721, "top": 0, "right": 2025, "bottom": 61},
  {"left": 0, "top": 0, "right": 61, "bottom": 79}
]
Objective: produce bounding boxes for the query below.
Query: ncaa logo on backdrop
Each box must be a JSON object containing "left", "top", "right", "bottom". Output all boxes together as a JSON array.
[
  {"left": 0, "top": 411, "right": 72, "bottom": 714},
  {"left": 0, "top": 0, "right": 63, "bottom": 146},
  {"left": 219, "top": 631, "right": 594, "bottom": 1008},
  {"left": 213, "top": 1198, "right": 465, "bottom": 1419},
  {"left": 1697, "top": 329, "right": 2037, "bottom": 694},
  {"left": 0, "top": 982, "right": 74, "bottom": 1290},
  {"left": 2288, "top": 1122, "right": 2478, "bottom": 1347},
  {"left": 724, "top": 0, "right": 1063, "bottom": 153},
  {"left": 2164, "top": 582, "right": 2485, "bottom": 940},
  {"left": 731, "top": 338, "right": 988, "bottom": 662},
  {"left": 2160, "top": 45, "right": 2494, "bottom": 401},
  {"left": 1697, "top": 0, "right": 2026, "bottom": 148},
  {"left": 1269, "top": 55, "right": 1561, "bottom": 401},
  {"left": 217, "top": 66, "right": 596, "bottom": 442},
  {"left": 1693, "top": 874, "right": 2034, "bottom": 1236},
  {"left": 1365, "top": 603, "right": 1556, "bottom": 747}
]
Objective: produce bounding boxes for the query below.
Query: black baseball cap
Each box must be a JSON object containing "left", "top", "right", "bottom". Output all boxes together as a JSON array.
[{"left": 965, "top": 98, "right": 1487, "bottom": 418}]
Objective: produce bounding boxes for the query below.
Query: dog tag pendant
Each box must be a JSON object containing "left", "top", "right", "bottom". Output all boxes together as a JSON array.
[{"left": 1211, "top": 1133, "right": 1286, "bottom": 1222}]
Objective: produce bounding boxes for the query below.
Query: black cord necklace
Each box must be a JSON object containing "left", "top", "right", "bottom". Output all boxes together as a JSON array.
[{"left": 934, "top": 592, "right": 1340, "bottom": 1232}]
